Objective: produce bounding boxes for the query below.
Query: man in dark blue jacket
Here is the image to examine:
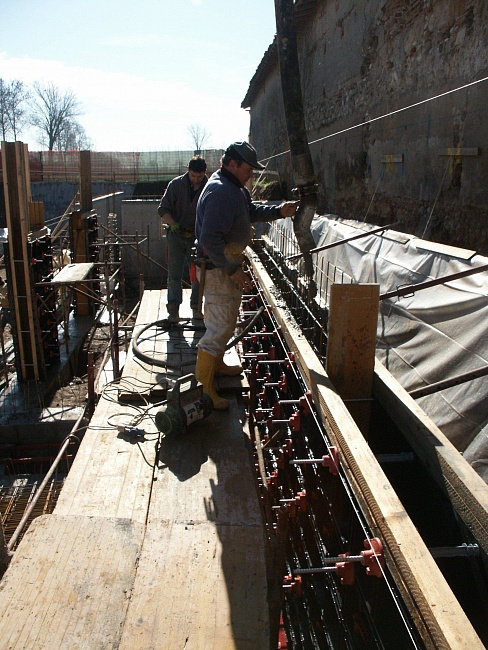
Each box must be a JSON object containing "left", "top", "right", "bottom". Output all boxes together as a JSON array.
[
  {"left": 158, "top": 156, "right": 207, "bottom": 320},
  {"left": 195, "top": 141, "right": 298, "bottom": 410}
]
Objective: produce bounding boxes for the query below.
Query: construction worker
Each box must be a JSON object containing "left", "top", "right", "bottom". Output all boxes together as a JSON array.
[
  {"left": 194, "top": 141, "right": 299, "bottom": 410},
  {"left": 158, "top": 156, "right": 208, "bottom": 321}
]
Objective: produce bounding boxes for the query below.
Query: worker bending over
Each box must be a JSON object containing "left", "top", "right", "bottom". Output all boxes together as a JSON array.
[{"left": 195, "top": 141, "right": 298, "bottom": 410}]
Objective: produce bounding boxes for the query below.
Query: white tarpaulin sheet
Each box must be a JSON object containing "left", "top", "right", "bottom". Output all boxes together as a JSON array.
[{"left": 309, "top": 216, "right": 488, "bottom": 482}]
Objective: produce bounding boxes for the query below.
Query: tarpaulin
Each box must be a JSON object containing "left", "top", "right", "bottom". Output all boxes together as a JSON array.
[{"left": 307, "top": 216, "right": 488, "bottom": 482}]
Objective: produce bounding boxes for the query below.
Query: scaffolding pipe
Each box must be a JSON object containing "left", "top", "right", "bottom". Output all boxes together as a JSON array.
[{"left": 6, "top": 410, "right": 85, "bottom": 552}]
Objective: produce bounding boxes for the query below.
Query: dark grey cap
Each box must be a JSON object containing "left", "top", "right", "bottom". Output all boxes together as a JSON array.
[{"left": 225, "top": 141, "right": 265, "bottom": 170}]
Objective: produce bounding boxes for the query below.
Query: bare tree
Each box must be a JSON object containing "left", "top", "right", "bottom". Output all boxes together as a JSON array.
[
  {"left": 187, "top": 123, "right": 211, "bottom": 152},
  {"left": 30, "top": 82, "right": 83, "bottom": 150},
  {"left": 7, "top": 80, "right": 30, "bottom": 140},
  {"left": 56, "top": 119, "right": 92, "bottom": 151},
  {"left": 0, "top": 79, "right": 9, "bottom": 140},
  {"left": 0, "top": 78, "right": 30, "bottom": 140}
]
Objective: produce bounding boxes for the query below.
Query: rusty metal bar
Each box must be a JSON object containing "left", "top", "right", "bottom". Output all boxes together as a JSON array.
[
  {"left": 409, "top": 364, "right": 488, "bottom": 399},
  {"left": 380, "top": 263, "right": 488, "bottom": 301},
  {"left": 7, "top": 417, "right": 84, "bottom": 551},
  {"left": 287, "top": 222, "right": 399, "bottom": 260}
]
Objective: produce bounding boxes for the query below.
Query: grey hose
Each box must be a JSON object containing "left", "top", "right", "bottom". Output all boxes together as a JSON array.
[{"left": 131, "top": 307, "right": 265, "bottom": 369}]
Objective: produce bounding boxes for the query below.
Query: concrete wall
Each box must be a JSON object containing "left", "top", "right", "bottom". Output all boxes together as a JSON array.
[
  {"left": 29, "top": 182, "right": 135, "bottom": 224},
  {"left": 246, "top": 0, "right": 488, "bottom": 254},
  {"left": 120, "top": 199, "right": 168, "bottom": 287}
]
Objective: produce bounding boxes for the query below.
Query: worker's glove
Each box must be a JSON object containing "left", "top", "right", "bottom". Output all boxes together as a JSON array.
[
  {"left": 279, "top": 201, "right": 300, "bottom": 219},
  {"left": 168, "top": 223, "right": 180, "bottom": 233}
]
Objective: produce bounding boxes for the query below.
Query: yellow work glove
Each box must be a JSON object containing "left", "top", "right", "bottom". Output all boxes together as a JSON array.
[{"left": 168, "top": 223, "right": 180, "bottom": 233}]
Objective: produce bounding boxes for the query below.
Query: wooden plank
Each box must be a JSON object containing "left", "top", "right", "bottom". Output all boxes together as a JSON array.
[
  {"left": 120, "top": 399, "right": 269, "bottom": 649},
  {"left": 120, "top": 522, "right": 268, "bottom": 650},
  {"left": 247, "top": 247, "right": 484, "bottom": 649},
  {"left": 121, "top": 289, "right": 201, "bottom": 401},
  {"left": 0, "top": 515, "right": 143, "bottom": 649},
  {"left": 374, "top": 360, "right": 488, "bottom": 554},
  {"left": 326, "top": 283, "right": 379, "bottom": 434},
  {"left": 51, "top": 262, "right": 94, "bottom": 284},
  {"left": 53, "top": 397, "right": 158, "bottom": 524},
  {"left": 120, "top": 289, "right": 168, "bottom": 400},
  {"left": 440, "top": 147, "right": 480, "bottom": 157}
]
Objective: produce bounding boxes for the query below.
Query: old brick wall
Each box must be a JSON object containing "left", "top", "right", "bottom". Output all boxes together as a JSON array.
[{"left": 247, "top": 0, "right": 488, "bottom": 253}]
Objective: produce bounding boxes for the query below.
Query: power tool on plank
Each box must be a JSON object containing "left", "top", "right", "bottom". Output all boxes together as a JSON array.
[{"left": 155, "top": 374, "right": 212, "bottom": 436}]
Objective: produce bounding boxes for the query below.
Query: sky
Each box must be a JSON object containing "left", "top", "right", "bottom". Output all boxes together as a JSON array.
[{"left": 0, "top": 0, "right": 277, "bottom": 152}]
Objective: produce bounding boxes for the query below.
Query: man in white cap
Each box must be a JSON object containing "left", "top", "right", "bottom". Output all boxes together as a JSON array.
[{"left": 194, "top": 141, "right": 298, "bottom": 410}]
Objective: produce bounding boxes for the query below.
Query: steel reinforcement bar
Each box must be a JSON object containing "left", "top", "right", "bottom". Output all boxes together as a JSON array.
[{"left": 243, "top": 246, "right": 485, "bottom": 649}]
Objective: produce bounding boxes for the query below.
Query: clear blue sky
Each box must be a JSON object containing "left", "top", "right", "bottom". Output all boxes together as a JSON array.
[{"left": 0, "top": 0, "right": 277, "bottom": 151}]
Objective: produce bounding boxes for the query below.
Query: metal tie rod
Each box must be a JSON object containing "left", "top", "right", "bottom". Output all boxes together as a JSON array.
[
  {"left": 294, "top": 544, "right": 480, "bottom": 573},
  {"left": 380, "top": 263, "right": 488, "bottom": 301},
  {"left": 409, "top": 364, "right": 488, "bottom": 399},
  {"left": 287, "top": 222, "right": 399, "bottom": 260}
]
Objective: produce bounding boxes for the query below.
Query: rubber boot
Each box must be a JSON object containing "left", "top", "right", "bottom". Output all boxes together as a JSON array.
[
  {"left": 215, "top": 354, "right": 243, "bottom": 376},
  {"left": 195, "top": 349, "right": 229, "bottom": 411}
]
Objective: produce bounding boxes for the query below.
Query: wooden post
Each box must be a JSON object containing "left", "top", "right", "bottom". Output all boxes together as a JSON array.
[
  {"left": 326, "top": 283, "right": 379, "bottom": 436},
  {"left": 87, "top": 351, "right": 95, "bottom": 416},
  {"left": 1, "top": 141, "right": 43, "bottom": 381},
  {"left": 70, "top": 210, "right": 91, "bottom": 316},
  {"left": 79, "top": 150, "right": 92, "bottom": 213},
  {"left": 112, "top": 299, "right": 120, "bottom": 380}
]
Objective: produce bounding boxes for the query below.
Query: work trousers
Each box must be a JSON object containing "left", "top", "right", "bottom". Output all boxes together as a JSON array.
[
  {"left": 197, "top": 267, "right": 241, "bottom": 357},
  {"left": 166, "top": 231, "right": 199, "bottom": 308}
]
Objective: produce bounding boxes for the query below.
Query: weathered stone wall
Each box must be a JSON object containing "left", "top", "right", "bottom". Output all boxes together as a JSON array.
[{"left": 246, "top": 0, "right": 488, "bottom": 253}]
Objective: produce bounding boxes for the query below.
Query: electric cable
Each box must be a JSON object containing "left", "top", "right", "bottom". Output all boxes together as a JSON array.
[{"left": 259, "top": 74, "right": 488, "bottom": 164}]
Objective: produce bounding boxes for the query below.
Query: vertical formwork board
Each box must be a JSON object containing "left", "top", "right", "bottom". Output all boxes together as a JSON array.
[
  {"left": 1, "top": 141, "right": 44, "bottom": 380},
  {"left": 326, "top": 283, "right": 379, "bottom": 436}
]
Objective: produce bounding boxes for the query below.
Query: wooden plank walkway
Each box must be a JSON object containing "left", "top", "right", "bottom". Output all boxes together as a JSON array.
[{"left": 0, "top": 290, "right": 269, "bottom": 649}]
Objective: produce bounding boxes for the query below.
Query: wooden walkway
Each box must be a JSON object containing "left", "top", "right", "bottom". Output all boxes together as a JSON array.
[{"left": 0, "top": 290, "right": 269, "bottom": 649}]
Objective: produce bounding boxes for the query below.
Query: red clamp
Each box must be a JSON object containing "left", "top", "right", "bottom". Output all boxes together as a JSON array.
[
  {"left": 296, "top": 490, "right": 307, "bottom": 512},
  {"left": 278, "top": 373, "right": 288, "bottom": 394},
  {"left": 284, "top": 438, "right": 293, "bottom": 458},
  {"left": 299, "top": 390, "right": 313, "bottom": 416},
  {"left": 322, "top": 447, "right": 340, "bottom": 475},
  {"left": 277, "top": 439, "right": 294, "bottom": 469},
  {"left": 289, "top": 410, "right": 301, "bottom": 432},
  {"left": 268, "top": 346, "right": 276, "bottom": 360},
  {"left": 281, "top": 490, "right": 307, "bottom": 518},
  {"left": 336, "top": 555, "right": 355, "bottom": 586},
  {"left": 272, "top": 402, "right": 282, "bottom": 418},
  {"left": 361, "top": 538, "right": 385, "bottom": 577},
  {"left": 267, "top": 471, "right": 278, "bottom": 488},
  {"left": 285, "top": 351, "right": 295, "bottom": 368},
  {"left": 282, "top": 574, "right": 302, "bottom": 597}
]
